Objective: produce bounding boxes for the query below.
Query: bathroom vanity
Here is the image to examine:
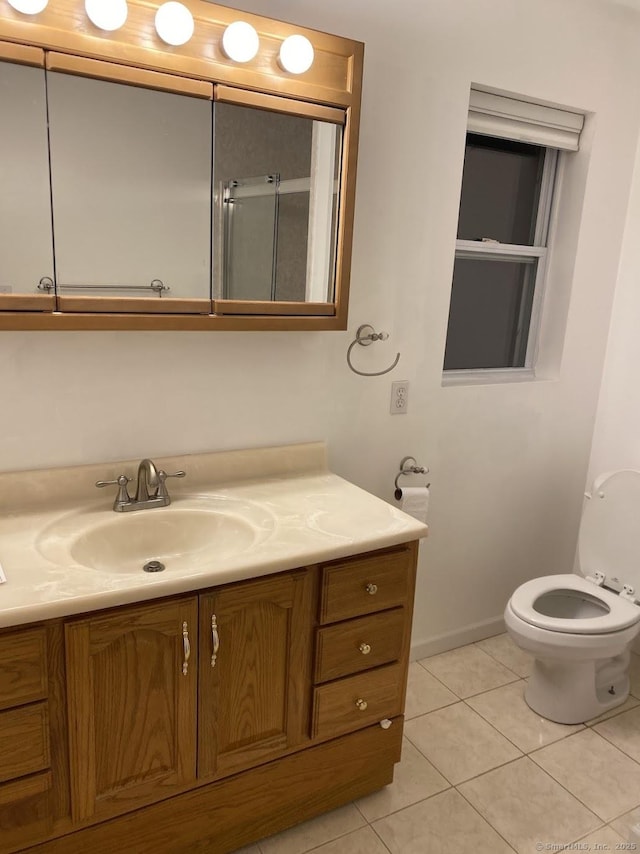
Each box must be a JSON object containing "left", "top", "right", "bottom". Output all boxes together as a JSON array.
[{"left": 0, "top": 444, "right": 427, "bottom": 853}]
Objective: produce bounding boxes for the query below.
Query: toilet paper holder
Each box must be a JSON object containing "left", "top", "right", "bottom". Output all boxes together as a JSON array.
[{"left": 394, "top": 456, "right": 430, "bottom": 500}]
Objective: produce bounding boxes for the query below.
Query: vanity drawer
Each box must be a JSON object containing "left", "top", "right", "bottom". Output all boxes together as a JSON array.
[
  {"left": 0, "top": 627, "right": 47, "bottom": 711},
  {"left": 319, "top": 549, "right": 412, "bottom": 624},
  {"left": 0, "top": 703, "right": 50, "bottom": 783},
  {"left": 315, "top": 608, "right": 406, "bottom": 683},
  {"left": 312, "top": 662, "right": 404, "bottom": 740},
  {"left": 0, "top": 771, "right": 52, "bottom": 852}
]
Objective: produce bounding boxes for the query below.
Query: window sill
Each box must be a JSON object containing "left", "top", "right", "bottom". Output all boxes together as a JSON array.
[{"left": 442, "top": 367, "right": 537, "bottom": 387}]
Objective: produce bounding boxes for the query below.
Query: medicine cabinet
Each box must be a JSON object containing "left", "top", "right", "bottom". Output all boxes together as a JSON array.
[{"left": 0, "top": 1, "right": 363, "bottom": 331}]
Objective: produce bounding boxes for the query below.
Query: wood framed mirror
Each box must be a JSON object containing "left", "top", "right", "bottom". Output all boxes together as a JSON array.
[{"left": 0, "top": 0, "right": 363, "bottom": 331}]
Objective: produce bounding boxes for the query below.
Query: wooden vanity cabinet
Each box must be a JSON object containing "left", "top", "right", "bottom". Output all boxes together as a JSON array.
[
  {"left": 64, "top": 597, "right": 199, "bottom": 823},
  {"left": 197, "top": 570, "right": 314, "bottom": 780},
  {"left": 2, "top": 541, "right": 418, "bottom": 854},
  {"left": 312, "top": 546, "right": 415, "bottom": 741},
  {"left": 0, "top": 626, "right": 53, "bottom": 850},
  {"left": 61, "top": 570, "right": 315, "bottom": 824}
]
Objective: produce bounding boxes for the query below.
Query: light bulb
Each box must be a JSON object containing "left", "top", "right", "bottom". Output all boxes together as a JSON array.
[
  {"left": 7, "top": 0, "right": 48, "bottom": 13},
  {"left": 279, "top": 34, "right": 314, "bottom": 75},
  {"left": 85, "top": 0, "right": 128, "bottom": 31},
  {"left": 155, "top": 2, "right": 194, "bottom": 47},
  {"left": 221, "top": 21, "right": 259, "bottom": 63}
]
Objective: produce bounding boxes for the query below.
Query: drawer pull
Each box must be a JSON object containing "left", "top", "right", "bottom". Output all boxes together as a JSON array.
[
  {"left": 355, "top": 698, "right": 368, "bottom": 711},
  {"left": 211, "top": 614, "right": 220, "bottom": 668},
  {"left": 365, "top": 583, "right": 378, "bottom": 595},
  {"left": 359, "top": 642, "right": 372, "bottom": 655},
  {"left": 182, "top": 621, "right": 190, "bottom": 676}
]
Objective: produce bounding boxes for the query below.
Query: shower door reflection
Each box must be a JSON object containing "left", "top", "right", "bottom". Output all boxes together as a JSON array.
[{"left": 223, "top": 174, "right": 278, "bottom": 301}]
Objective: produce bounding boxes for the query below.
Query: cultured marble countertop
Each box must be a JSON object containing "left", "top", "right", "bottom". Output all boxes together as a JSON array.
[{"left": 0, "top": 442, "right": 428, "bottom": 628}]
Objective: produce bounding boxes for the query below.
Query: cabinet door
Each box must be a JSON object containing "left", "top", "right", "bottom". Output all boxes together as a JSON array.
[
  {"left": 65, "top": 597, "right": 198, "bottom": 823},
  {"left": 198, "top": 570, "right": 313, "bottom": 779}
]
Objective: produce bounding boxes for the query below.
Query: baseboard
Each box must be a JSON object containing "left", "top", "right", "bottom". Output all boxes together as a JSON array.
[{"left": 411, "top": 616, "right": 505, "bottom": 660}]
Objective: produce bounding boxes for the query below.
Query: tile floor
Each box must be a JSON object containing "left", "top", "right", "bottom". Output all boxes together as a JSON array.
[{"left": 235, "top": 634, "right": 640, "bottom": 854}]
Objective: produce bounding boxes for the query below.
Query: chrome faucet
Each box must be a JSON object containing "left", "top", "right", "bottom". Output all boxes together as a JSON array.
[
  {"left": 96, "top": 459, "right": 186, "bottom": 512},
  {"left": 135, "top": 458, "right": 159, "bottom": 503}
]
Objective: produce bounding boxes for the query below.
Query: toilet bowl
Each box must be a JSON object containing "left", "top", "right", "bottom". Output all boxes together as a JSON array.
[{"left": 505, "top": 470, "right": 640, "bottom": 724}]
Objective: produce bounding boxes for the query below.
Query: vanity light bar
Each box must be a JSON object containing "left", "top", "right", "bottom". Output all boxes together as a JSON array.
[{"left": 5, "top": 0, "right": 315, "bottom": 73}]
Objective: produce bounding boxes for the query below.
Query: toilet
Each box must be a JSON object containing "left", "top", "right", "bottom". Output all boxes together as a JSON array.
[{"left": 504, "top": 469, "right": 640, "bottom": 724}]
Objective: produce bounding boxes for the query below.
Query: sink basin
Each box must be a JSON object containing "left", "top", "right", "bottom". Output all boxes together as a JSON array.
[{"left": 36, "top": 496, "right": 276, "bottom": 573}]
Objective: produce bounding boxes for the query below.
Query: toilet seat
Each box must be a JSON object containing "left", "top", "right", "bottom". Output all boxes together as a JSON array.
[{"left": 509, "top": 573, "right": 640, "bottom": 635}]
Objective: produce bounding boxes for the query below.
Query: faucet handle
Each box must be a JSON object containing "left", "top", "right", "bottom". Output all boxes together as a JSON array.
[
  {"left": 96, "top": 474, "right": 132, "bottom": 504},
  {"left": 157, "top": 470, "right": 186, "bottom": 500}
]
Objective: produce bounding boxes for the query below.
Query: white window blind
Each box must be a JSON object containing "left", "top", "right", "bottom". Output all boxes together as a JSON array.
[{"left": 468, "top": 89, "right": 584, "bottom": 151}]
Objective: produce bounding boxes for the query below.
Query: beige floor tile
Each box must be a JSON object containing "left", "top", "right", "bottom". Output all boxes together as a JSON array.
[
  {"left": 404, "top": 701, "right": 521, "bottom": 784},
  {"left": 259, "top": 804, "right": 365, "bottom": 854},
  {"left": 356, "top": 737, "right": 449, "bottom": 822},
  {"left": 530, "top": 729, "right": 640, "bottom": 821},
  {"left": 577, "top": 824, "right": 627, "bottom": 848},
  {"left": 301, "top": 826, "right": 390, "bottom": 854},
  {"left": 586, "top": 693, "right": 640, "bottom": 725},
  {"left": 610, "top": 805, "right": 640, "bottom": 842},
  {"left": 458, "top": 757, "right": 601, "bottom": 853},
  {"left": 467, "top": 681, "right": 584, "bottom": 753},
  {"left": 476, "top": 633, "right": 534, "bottom": 678},
  {"left": 372, "top": 788, "right": 515, "bottom": 854},
  {"left": 420, "top": 645, "right": 519, "bottom": 698},
  {"left": 594, "top": 706, "right": 640, "bottom": 762},
  {"left": 405, "top": 662, "right": 457, "bottom": 719}
]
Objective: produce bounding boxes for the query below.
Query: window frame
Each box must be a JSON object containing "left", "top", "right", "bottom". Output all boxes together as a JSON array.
[{"left": 443, "top": 142, "right": 559, "bottom": 381}]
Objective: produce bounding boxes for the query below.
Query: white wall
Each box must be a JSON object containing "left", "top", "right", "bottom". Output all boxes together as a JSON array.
[
  {"left": 589, "top": 125, "right": 640, "bottom": 480},
  {"left": 2, "top": 0, "right": 640, "bottom": 656}
]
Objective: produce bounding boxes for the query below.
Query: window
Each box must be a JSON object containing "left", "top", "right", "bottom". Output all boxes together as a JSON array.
[{"left": 443, "top": 90, "right": 584, "bottom": 376}]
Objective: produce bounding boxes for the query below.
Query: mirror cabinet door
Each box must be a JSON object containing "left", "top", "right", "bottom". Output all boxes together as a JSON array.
[
  {"left": 0, "top": 58, "right": 54, "bottom": 310},
  {"left": 213, "top": 98, "right": 343, "bottom": 313},
  {"left": 46, "top": 72, "right": 213, "bottom": 313}
]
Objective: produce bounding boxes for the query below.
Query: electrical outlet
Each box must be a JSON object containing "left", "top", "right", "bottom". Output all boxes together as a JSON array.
[{"left": 390, "top": 381, "right": 409, "bottom": 415}]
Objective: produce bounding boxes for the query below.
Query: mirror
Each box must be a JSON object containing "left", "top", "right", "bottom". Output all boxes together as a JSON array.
[
  {"left": 0, "top": 59, "right": 53, "bottom": 303},
  {"left": 47, "top": 72, "right": 212, "bottom": 310},
  {"left": 213, "top": 102, "right": 342, "bottom": 304},
  {"left": 23, "top": 71, "right": 344, "bottom": 312}
]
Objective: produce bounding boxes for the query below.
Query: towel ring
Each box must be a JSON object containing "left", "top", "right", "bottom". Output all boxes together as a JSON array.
[{"left": 346, "top": 324, "right": 400, "bottom": 377}]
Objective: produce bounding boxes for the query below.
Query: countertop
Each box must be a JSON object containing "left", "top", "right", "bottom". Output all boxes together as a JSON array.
[{"left": 0, "top": 443, "right": 428, "bottom": 628}]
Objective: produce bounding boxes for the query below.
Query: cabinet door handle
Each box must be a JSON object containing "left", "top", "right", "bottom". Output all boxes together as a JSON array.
[
  {"left": 365, "top": 583, "right": 378, "bottom": 595},
  {"left": 182, "top": 621, "right": 191, "bottom": 676},
  {"left": 355, "top": 698, "right": 368, "bottom": 711},
  {"left": 359, "top": 642, "right": 372, "bottom": 655},
  {"left": 211, "top": 614, "right": 220, "bottom": 668}
]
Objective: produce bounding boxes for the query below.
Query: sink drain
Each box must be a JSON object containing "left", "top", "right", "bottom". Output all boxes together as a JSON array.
[{"left": 143, "top": 560, "right": 165, "bottom": 573}]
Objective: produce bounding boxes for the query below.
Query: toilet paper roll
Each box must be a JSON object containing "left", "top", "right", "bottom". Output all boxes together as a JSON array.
[{"left": 399, "top": 486, "right": 429, "bottom": 523}]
